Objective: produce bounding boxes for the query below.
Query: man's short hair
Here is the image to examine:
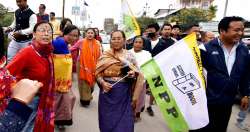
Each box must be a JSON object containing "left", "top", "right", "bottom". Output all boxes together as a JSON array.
[
  {"left": 218, "top": 16, "right": 244, "bottom": 34},
  {"left": 188, "top": 24, "right": 199, "bottom": 30},
  {"left": 40, "top": 4, "right": 46, "bottom": 9},
  {"left": 50, "top": 12, "right": 55, "bottom": 16},
  {"left": 161, "top": 23, "right": 172, "bottom": 31},
  {"left": 147, "top": 23, "right": 160, "bottom": 32},
  {"left": 172, "top": 25, "right": 181, "bottom": 30}
]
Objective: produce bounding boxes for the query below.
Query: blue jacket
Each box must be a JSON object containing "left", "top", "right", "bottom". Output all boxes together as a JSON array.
[
  {"left": 0, "top": 99, "right": 32, "bottom": 132},
  {"left": 52, "top": 37, "right": 70, "bottom": 54},
  {"left": 201, "top": 38, "right": 250, "bottom": 105}
]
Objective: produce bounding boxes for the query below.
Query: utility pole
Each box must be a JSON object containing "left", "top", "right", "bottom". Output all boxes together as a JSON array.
[
  {"left": 62, "top": 0, "right": 65, "bottom": 19},
  {"left": 143, "top": 2, "right": 150, "bottom": 17},
  {"left": 223, "top": 0, "right": 228, "bottom": 17}
]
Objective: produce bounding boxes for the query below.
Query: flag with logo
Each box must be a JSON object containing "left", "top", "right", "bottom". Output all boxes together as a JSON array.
[
  {"left": 121, "top": 0, "right": 140, "bottom": 39},
  {"left": 141, "top": 33, "right": 209, "bottom": 132}
]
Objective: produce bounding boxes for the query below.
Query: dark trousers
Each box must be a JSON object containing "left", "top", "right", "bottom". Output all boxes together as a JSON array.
[{"left": 189, "top": 104, "right": 232, "bottom": 132}]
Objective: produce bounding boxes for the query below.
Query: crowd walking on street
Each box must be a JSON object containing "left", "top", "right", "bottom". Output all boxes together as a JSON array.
[{"left": 0, "top": 0, "right": 250, "bottom": 132}]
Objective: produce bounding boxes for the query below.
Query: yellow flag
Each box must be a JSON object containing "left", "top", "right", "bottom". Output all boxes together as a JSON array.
[{"left": 121, "top": 0, "right": 140, "bottom": 39}]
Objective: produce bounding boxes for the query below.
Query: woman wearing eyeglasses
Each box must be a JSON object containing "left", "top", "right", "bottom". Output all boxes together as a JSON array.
[{"left": 6, "top": 21, "right": 55, "bottom": 132}]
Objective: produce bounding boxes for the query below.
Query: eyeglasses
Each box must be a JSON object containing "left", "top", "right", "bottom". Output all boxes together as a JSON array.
[
  {"left": 36, "top": 28, "right": 53, "bottom": 35},
  {"left": 68, "top": 33, "right": 79, "bottom": 38}
]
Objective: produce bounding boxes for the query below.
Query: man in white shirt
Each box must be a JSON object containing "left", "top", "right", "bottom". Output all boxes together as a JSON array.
[{"left": 5, "top": 0, "right": 37, "bottom": 63}]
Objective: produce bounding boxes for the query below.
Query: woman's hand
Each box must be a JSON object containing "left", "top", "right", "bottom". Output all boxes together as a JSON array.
[
  {"left": 241, "top": 96, "right": 249, "bottom": 110},
  {"left": 131, "top": 99, "right": 137, "bottom": 111},
  {"left": 127, "top": 70, "right": 135, "bottom": 78},
  {"left": 101, "top": 80, "right": 112, "bottom": 93},
  {"left": 12, "top": 79, "right": 43, "bottom": 104}
]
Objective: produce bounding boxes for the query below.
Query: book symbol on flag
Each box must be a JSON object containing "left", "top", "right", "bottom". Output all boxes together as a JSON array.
[
  {"left": 172, "top": 65, "right": 201, "bottom": 105},
  {"left": 172, "top": 73, "right": 201, "bottom": 94}
]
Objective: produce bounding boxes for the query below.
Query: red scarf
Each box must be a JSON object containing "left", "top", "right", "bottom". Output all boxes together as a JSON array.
[{"left": 31, "top": 41, "right": 55, "bottom": 132}]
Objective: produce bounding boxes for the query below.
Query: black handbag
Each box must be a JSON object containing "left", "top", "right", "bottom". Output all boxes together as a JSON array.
[{"left": 121, "top": 65, "right": 134, "bottom": 82}]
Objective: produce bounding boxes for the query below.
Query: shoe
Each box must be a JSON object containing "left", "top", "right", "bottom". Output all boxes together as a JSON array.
[
  {"left": 146, "top": 106, "right": 154, "bottom": 116},
  {"left": 135, "top": 117, "right": 142, "bottom": 123},
  {"left": 236, "top": 122, "right": 249, "bottom": 131},
  {"left": 57, "top": 125, "right": 66, "bottom": 131},
  {"left": 80, "top": 100, "right": 90, "bottom": 107},
  {"left": 141, "top": 106, "right": 145, "bottom": 112}
]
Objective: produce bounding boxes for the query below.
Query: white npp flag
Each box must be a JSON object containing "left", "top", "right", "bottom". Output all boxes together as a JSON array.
[{"left": 141, "top": 33, "right": 209, "bottom": 131}]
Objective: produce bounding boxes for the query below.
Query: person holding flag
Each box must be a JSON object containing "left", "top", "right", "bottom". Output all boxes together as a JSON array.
[
  {"left": 191, "top": 16, "right": 250, "bottom": 132},
  {"left": 96, "top": 30, "right": 144, "bottom": 132}
]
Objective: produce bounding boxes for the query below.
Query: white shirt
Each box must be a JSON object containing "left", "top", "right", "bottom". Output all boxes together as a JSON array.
[
  {"left": 9, "top": 8, "right": 37, "bottom": 35},
  {"left": 151, "top": 38, "right": 159, "bottom": 49},
  {"left": 219, "top": 39, "right": 239, "bottom": 75},
  {"left": 129, "top": 49, "right": 152, "bottom": 67}
]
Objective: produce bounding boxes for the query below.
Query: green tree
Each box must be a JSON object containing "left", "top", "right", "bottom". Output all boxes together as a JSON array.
[
  {"left": 168, "top": 6, "right": 217, "bottom": 31},
  {"left": 0, "top": 4, "right": 7, "bottom": 16},
  {"left": 207, "top": 5, "right": 217, "bottom": 20},
  {"left": 136, "top": 16, "right": 157, "bottom": 33},
  {"left": 0, "top": 4, "right": 13, "bottom": 27}
]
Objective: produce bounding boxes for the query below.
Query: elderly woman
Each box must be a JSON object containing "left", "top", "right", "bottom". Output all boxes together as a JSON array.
[
  {"left": 70, "top": 28, "right": 101, "bottom": 107},
  {"left": 6, "top": 21, "right": 55, "bottom": 132},
  {"left": 95, "top": 30, "right": 144, "bottom": 132},
  {"left": 52, "top": 25, "right": 79, "bottom": 130},
  {"left": 129, "top": 35, "right": 152, "bottom": 122}
]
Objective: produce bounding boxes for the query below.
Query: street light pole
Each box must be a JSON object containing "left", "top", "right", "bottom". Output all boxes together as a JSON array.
[
  {"left": 143, "top": 2, "right": 150, "bottom": 17},
  {"left": 223, "top": 0, "right": 228, "bottom": 17},
  {"left": 62, "top": 0, "right": 65, "bottom": 19}
]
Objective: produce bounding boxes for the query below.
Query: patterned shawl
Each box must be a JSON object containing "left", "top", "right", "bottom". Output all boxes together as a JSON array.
[{"left": 96, "top": 49, "right": 144, "bottom": 102}]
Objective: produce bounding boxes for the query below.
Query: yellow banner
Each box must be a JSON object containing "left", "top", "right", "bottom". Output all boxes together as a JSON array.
[{"left": 121, "top": 0, "right": 140, "bottom": 39}]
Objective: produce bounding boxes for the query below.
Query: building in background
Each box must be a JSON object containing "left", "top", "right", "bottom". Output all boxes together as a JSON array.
[
  {"left": 104, "top": 18, "right": 114, "bottom": 34},
  {"left": 179, "top": 0, "right": 214, "bottom": 9},
  {"left": 154, "top": 0, "right": 214, "bottom": 26}
]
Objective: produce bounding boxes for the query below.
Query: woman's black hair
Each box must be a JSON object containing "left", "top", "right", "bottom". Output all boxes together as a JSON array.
[
  {"left": 132, "top": 35, "right": 145, "bottom": 48},
  {"left": 110, "top": 30, "right": 126, "bottom": 40},
  {"left": 60, "top": 18, "right": 72, "bottom": 32},
  {"left": 63, "top": 25, "right": 80, "bottom": 36},
  {"left": 0, "top": 25, "right": 4, "bottom": 58},
  {"left": 85, "top": 28, "right": 96, "bottom": 38},
  {"left": 33, "top": 21, "right": 53, "bottom": 33}
]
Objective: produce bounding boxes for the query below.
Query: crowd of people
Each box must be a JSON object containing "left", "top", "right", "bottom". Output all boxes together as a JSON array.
[{"left": 0, "top": 0, "right": 249, "bottom": 132}]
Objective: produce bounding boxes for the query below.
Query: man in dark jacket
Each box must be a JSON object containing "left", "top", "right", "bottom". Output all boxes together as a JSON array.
[
  {"left": 191, "top": 16, "right": 250, "bottom": 132},
  {"left": 143, "top": 23, "right": 172, "bottom": 116},
  {"left": 160, "top": 23, "right": 176, "bottom": 48}
]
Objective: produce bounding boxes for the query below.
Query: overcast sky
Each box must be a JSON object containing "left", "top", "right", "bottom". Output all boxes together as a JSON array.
[{"left": 0, "top": 0, "right": 250, "bottom": 29}]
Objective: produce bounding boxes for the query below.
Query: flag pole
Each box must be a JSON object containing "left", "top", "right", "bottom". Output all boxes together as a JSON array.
[
  {"left": 223, "top": 0, "right": 228, "bottom": 17},
  {"left": 62, "top": 0, "right": 65, "bottom": 19}
]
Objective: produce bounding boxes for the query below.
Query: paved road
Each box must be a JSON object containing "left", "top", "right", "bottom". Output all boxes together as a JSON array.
[{"left": 56, "top": 74, "right": 250, "bottom": 132}]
